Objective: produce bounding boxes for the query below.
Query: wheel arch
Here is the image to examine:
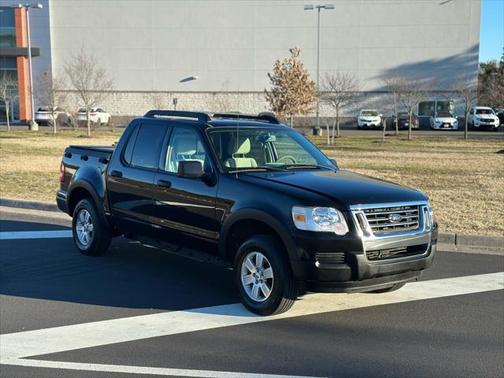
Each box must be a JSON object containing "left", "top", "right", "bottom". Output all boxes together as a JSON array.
[
  {"left": 219, "top": 209, "right": 297, "bottom": 263},
  {"left": 67, "top": 179, "right": 109, "bottom": 229}
]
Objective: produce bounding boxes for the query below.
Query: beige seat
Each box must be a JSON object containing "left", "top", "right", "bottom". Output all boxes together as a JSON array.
[
  {"left": 224, "top": 138, "right": 257, "bottom": 168},
  {"left": 168, "top": 135, "right": 204, "bottom": 172}
]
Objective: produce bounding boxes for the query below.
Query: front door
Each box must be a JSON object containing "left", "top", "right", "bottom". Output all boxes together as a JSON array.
[{"left": 151, "top": 125, "right": 219, "bottom": 252}]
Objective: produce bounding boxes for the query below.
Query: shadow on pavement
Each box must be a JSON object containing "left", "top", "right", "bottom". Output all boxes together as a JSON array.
[{"left": 0, "top": 220, "right": 238, "bottom": 312}]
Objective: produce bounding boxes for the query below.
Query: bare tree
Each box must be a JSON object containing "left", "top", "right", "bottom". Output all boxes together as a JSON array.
[
  {"left": 452, "top": 80, "right": 478, "bottom": 140},
  {"left": 478, "top": 58, "right": 504, "bottom": 107},
  {"left": 64, "top": 49, "right": 114, "bottom": 136},
  {"left": 321, "top": 72, "right": 359, "bottom": 144},
  {"left": 147, "top": 92, "right": 169, "bottom": 110},
  {"left": 35, "top": 69, "right": 68, "bottom": 134},
  {"left": 397, "top": 78, "right": 427, "bottom": 140},
  {"left": 0, "top": 74, "right": 18, "bottom": 132},
  {"left": 265, "top": 47, "right": 316, "bottom": 127},
  {"left": 383, "top": 77, "right": 405, "bottom": 136}
]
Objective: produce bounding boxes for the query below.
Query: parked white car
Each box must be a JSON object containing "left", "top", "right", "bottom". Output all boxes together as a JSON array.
[
  {"left": 35, "top": 106, "right": 73, "bottom": 126},
  {"left": 76, "top": 107, "right": 111, "bottom": 126},
  {"left": 357, "top": 109, "right": 382, "bottom": 128},
  {"left": 467, "top": 107, "right": 500, "bottom": 131},
  {"left": 429, "top": 111, "right": 459, "bottom": 130}
]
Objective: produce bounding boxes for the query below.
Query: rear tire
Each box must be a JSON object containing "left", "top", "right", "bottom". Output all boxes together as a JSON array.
[
  {"left": 72, "top": 199, "right": 111, "bottom": 256},
  {"left": 234, "top": 235, "right": 297, "bottom": 315},
  {"left": 370, "top": 282, "right": 405, "bottom": 293}
]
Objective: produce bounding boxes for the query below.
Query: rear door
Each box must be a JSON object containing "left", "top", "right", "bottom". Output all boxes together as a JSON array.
[
  {"left": 151, "top": 125, "right": 219, "bottom": 251},
  {"left": 107, "top": 121, "right": 169, "bottom": 234}
]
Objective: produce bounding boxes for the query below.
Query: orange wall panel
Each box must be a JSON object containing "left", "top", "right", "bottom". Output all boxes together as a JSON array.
[{"left": 15, "top": 7, "right": 31, "bottom": 122}]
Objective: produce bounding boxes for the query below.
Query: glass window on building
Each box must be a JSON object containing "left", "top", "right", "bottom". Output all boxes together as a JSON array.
[
  {"left": 0, "top": 7, "right": 16, "bottom": 48},
  {"left": 435, "top": 100, "right": 454, "bottom": 115},
  {"left": 418, "top": 101, "right": 435, "bottom": 117},
  {"left": 0, "top": 57, "right": 19, "bottom": 122}
]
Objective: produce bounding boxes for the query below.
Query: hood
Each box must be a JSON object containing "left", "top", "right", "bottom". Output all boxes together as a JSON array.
[
  {"left": 243, "top": 170, "right": 427, "bottom": 208},
  {"left": 434, "top": 117, "right": 456, "bottom": 123}
]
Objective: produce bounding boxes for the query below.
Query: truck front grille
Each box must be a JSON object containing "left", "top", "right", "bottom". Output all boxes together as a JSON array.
[
  {"left": 366, "top": 243, "right": 428, "bottom": 261},
  {"left": 363, "top": 205, "right": 420, "bottom": 235}
]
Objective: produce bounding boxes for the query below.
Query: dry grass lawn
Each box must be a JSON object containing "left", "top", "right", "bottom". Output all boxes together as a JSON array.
[
  {"left": 1, "top": 129, "right": 503, "bottom": 236},
  {"left": 317, "top": 135, "right": 504, "bottom": 237}
]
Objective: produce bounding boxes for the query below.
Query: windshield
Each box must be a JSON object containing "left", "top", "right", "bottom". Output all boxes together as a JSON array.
[
  {"left": 361, "top": 111, "right": 378, "bottom": 117},
  {"left": 475, "top": 108, "right": 494, "bottom": 115},
  {"left": 207, "top": 127, "right": 336, "bottom": 172},
  {"left": 436, "top": 111, "right": 453, "bottom": 117}
]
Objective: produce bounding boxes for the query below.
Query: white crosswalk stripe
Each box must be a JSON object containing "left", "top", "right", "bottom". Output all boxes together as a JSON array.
[
  {"left": 1, "top": 272, "right": 502, "bottom": 377},
  {"left": 0, "top": 230, "right": 72, "bottom": 240}
]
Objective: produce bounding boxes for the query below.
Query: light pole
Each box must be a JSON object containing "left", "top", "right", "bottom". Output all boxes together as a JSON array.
[
  {"left": 18, "top": 3, "right": 43, "bottom": 131},
  {"left": 304, "top": 3, "right": 334, "bottom": 131}
]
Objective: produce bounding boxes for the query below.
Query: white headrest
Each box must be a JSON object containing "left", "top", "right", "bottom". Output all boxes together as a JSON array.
[{"left": 235, "top": 138, "right": 250, "bottom": 155}]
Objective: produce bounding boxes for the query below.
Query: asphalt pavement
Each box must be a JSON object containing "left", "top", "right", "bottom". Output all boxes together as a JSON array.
[{"left": 1, "top": 210, "right": 503, "bottom": 378}]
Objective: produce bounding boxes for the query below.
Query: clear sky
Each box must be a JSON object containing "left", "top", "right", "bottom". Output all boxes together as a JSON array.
[{"left": 480, "top": 0, "right": 504, "bottom": 62}]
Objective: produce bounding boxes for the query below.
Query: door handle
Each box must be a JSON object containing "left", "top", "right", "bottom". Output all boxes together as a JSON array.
[
  {"left": 110, "top": 170, "right": 123, "bottom": 178},
  {"left": 157, "top": 179, "right": 172, "bottom": 188}
]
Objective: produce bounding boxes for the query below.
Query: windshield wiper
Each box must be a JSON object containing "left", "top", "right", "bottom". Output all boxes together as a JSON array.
[
  {"left": 228, "top": 165, "right": 287, "bottom": 174},
  {"left": 279, "top": 163, "right": 337, "bottom": 171}
]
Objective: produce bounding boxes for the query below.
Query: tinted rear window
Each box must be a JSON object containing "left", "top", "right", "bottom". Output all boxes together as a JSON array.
[{"left": 130, "top": 124, "right": 166, "bottom": 169}]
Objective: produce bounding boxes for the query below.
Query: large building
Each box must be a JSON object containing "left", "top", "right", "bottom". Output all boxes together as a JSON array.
[{"left": 1, "top": 0, "right": 481, "bottom": 123}]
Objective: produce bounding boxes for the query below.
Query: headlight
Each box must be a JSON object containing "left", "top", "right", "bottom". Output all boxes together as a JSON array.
[
  {"left": 292, "top": 206, "right": 349, "bottom": 235},
  {"left": 424, "top": 203, "right": 435, "bottom": 230}
]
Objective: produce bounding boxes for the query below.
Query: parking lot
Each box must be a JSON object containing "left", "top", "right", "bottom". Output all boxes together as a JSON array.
[{"left": 0, "top": 208, "right": 503, "bottom": 378}]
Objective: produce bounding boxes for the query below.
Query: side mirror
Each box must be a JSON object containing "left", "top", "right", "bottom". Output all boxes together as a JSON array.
[{"left": 177, "top": 160, "right": 204, "bottom": 179}]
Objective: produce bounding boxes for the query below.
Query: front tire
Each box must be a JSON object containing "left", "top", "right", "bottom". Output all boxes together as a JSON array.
[
  {"left": 234, "top": 235, "right": 297, "bottom": 315},
  {"left": 72, "top": 199, "right": 111, "bottom": 256}
]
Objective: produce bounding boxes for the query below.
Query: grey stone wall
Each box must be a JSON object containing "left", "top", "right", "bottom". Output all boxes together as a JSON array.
[{"left": 62, "top": 90, "right": 461, "bottom": 121}]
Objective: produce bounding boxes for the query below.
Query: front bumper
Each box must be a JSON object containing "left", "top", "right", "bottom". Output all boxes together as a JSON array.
[
  {"left": 358, "top": 121, "right": 381, "bottom": 128},
  {"left": 432, "top": 123, "right": 458, "bottom": 130},
  {"left": 473, "top": 122, "right": 499, "bottom": 130},
  {"left": 288, "top": 205, "right": 437, "bottom": 292}
]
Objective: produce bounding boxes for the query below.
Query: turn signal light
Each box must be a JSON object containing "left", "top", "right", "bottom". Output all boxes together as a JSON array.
[{"left": 59, "top": 163, "right": 65, "bottom": 183}]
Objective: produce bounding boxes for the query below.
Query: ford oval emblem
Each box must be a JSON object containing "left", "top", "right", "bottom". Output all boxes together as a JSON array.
[{"left": 388, "top": 213, "right": 402, "bottom": 223}]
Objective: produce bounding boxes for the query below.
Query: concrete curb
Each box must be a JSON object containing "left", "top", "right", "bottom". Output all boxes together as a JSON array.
[
  {"left": 0, "top": 198, "right": 59, "bottom": 213},
  {"left": 1, "top": 197, "right": 503, "bottom": 254}
]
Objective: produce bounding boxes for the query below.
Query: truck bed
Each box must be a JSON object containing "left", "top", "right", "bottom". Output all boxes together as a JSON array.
[{"left": 61, "top": 145, "right": 115, "bottom": 185}]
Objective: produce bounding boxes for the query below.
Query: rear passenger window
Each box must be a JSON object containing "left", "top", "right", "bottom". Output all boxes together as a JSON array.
[
  {"left": 123, "top": 125, "right": 139, "bottom": 165},
  {"left": 129, "top": 124, "right": 166, "bottom": 169}
]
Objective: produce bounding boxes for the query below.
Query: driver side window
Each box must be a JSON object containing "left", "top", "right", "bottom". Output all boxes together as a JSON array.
[{"left": 164, "top": 127, "right": 209, "bottom": 174}]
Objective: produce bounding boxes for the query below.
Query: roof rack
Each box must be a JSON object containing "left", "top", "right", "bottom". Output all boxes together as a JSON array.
[
  {"left": 144, "top": 110, "right": 210, "bottom": 123},
  {"left": 212, "top": 112, "right": 280, "bottom": 124}
]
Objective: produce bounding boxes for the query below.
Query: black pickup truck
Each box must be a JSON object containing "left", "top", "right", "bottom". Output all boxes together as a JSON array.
[{"left": 57, "top": 110, "right": 437, "bottom": 315}]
